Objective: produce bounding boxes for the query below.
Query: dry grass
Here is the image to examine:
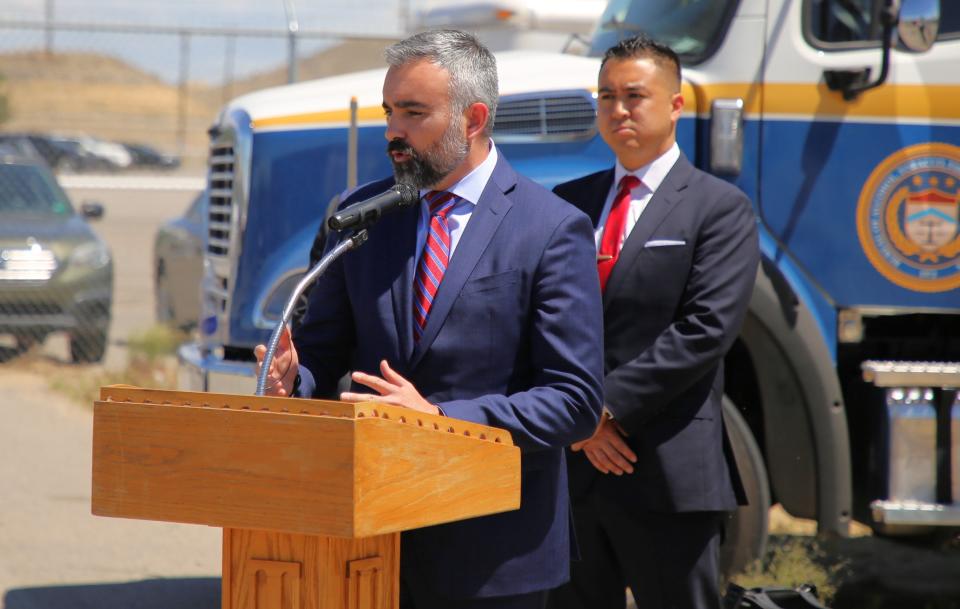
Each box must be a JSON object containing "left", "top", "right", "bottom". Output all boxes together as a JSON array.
[
  {"left": 730, "top": 535, "right": 847, "bottom": 605},
  {"left": 6, "top": 324, "right": 186, "bottom": 407},
  {"left": 726, "top": 505, "right": 875, "bottom": 605},
  {"left": 0, "top": 50, "right": 218, "bottom": 167}
]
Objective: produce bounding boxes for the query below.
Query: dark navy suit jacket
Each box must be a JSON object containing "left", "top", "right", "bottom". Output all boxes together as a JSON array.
[
  {"left": 554, "top": 152, "right": 758, "bottom": 513},
  {"left": 294, "top": 155, "right": 604, "bottom": 598}
]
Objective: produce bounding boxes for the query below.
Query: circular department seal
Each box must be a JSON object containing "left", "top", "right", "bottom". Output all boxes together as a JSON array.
[{"left": 856, "top": 142, "right": 960, "bottom": 292}]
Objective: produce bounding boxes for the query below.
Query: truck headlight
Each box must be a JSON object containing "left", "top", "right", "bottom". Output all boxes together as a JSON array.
[{"left": 70, "top": 241, "right": 111, "bottom": 269}]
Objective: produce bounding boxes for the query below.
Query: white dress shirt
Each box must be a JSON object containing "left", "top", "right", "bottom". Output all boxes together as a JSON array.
[{"left": 594, "top": 142, "right": 681, "bottom": 249}]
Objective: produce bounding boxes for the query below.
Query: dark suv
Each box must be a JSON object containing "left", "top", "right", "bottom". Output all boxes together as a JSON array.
[{"left": 0, "top": 155, "right": 113, "bottom": 362}]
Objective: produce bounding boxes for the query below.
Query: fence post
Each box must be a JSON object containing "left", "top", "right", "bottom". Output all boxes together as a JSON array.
[
  {"left": 44, "top": 0, "right": 55, "bottom": 56},
  {"left": 283, "top": 0, "right": 299, "bottom": 84},
  {"left": 222, "top": 34, "right": 235, "bottom": 107},
  {"left": 177, "top": 30, "right": 191, "bottom": 161}
]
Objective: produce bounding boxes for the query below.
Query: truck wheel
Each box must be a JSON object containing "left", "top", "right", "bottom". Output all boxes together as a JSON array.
[
  {"left": 70, "top": 329, "right": 108, "bottom": 364},
  {"left": 720, "top": 396, "right": 770, "bottom": 577}
]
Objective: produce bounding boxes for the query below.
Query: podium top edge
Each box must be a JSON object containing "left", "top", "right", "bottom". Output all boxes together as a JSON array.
[{"left": 96, "top": 385, "right": 515, "bottom": 446}]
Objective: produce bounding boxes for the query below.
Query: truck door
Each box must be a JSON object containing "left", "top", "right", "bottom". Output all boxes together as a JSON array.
[{"left": 758, "top": 0, "right": 960, "bottom": 309}]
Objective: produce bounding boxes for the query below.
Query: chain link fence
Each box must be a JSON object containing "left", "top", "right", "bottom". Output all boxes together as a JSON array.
[
  {"left": 0, "top": 13, "right": 398, "bottom": 370},
  {"left": 0, "top": 19, "right": 396, "bottom": 171}
]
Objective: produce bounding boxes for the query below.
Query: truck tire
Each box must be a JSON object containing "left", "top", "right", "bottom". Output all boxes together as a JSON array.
[{"left": 720, "top": 396, "right": 770, "bottom": 577}]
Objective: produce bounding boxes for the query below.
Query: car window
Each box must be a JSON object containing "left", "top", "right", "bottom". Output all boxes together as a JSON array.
[{"left": 0, "top": 164, "right": 73, "bottom": 216}]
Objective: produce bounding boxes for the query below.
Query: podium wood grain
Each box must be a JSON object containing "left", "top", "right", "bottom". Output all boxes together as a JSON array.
[
  {"left": 223, "top": 528, "right": 399, "bottom": 609},
  {"left": 91, "top": 386, "right": 521, "bottom": 609}
]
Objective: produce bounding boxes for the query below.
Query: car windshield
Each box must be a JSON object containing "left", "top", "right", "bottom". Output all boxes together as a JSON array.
[
  {"left": 0, "top": 164, "right": 73, "bottom": 216},
  {"left": 589, "top": 0, "right": 738, "bottom": 64}
]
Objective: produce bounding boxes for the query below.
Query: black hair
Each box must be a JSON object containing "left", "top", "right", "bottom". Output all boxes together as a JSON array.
[{"left": 600, "top": 35, "right": 682, "bottom": 88}]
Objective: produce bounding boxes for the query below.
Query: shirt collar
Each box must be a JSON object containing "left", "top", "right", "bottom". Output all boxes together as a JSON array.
[
  {"left": 613, "top": 142, "right": 680, "bottom": 194},
  {"left": 419, "top": 140, "right": 498, "bottom": 207}
]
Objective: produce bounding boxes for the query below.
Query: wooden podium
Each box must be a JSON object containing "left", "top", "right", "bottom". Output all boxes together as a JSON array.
[{"left": 91, "top": 386, "right": 521, "bottom": 609}]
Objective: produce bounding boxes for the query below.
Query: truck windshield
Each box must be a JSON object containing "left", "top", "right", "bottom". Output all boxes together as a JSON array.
[{"left": 589, "top": 0, "right": 738, "bottom": 64}]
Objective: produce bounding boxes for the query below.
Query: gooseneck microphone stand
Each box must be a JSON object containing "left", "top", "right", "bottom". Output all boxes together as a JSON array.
[{"left": 255, "top": 229, "right": 369, "bottom": 396}]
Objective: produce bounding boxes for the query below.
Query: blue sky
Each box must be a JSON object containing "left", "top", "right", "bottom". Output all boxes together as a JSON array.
[
  {"left": 4, "top": 0, "right": 406, "bottom": 33},
  {"left": 2, "top": 0, "right": 410, "bottom": 83}
]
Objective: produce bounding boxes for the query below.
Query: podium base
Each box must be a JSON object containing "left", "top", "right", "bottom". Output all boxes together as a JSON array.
[{"left": 223, "top": 528, "right": 399, "bottom": 609}]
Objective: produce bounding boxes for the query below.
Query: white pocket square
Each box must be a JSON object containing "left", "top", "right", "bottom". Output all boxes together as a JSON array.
[{"left": 644, "top": 239, "right": 686, "bottom": 248}]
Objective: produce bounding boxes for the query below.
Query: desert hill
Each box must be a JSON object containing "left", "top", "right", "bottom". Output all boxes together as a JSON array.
[{"left": 0, "top": 40, "right": 394, "bottom": 170}]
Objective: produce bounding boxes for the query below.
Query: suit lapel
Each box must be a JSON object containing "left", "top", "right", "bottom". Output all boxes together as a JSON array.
[
  {"left": 580, "top": 170, "right": 615, "bottom": 227},
  {"left": 409, "top": 157, "right": 516, "bottom": 368},
  {"left": 388, "top": 204, "right": 421, "bottom": 361},
  {"left": 603, "top": 154, "right": 694, "bottom": 308}
]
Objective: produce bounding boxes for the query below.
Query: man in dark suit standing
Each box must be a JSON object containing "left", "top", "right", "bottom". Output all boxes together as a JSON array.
[
  {"left": 255, "top": 30, "right": 604, "bottom": 609},
  {"left": 547, "top": 36, "right": 759, "bottom": 609}
]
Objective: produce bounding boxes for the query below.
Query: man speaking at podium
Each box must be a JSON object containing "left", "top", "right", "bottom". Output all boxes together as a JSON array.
[{"left": 255, "top": 30, "right": 604, "bottom": 609}]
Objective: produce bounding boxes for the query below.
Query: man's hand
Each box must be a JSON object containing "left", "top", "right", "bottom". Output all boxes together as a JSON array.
[
  {"left": 253, "top": 326, "right": 299, "bottom": 397},
  {"left": 341, "top": 359, "right": 440, "bottom": 415},
  {"left": 571, "top": 412, "right": 637, "bottom": 475}
]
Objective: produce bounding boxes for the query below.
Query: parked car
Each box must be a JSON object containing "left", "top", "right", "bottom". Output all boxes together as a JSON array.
[
  {"left": 78, "top": 136, "right": 132, "bottom": 169},
  {"left": 45, "top": 136, "right": 116, "bottom": 173},
  {"left": 154, "top": 189, "right": 205, "bottom": 330},
  {"left": 122, "top": 142, "right": 180, "bottom": 170},
  {"left": 0, "top": 133, "right": 60, "bottom": 169},
  {"left": 0, "top": 153, "right": 113, "bottom": 362}
]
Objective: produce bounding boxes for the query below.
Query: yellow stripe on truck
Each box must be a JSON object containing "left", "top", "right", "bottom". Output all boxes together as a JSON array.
[{"left": 253, "top": 105, "right": 387, "bottom": 129}]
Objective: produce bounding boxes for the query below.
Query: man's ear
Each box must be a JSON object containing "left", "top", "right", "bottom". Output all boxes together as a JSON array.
[
  {"left": 464, "top": 102, "right": 491, "bottom": 140},
  {"left": 670, "top": 93, "right": 684, "bottom": 121}
]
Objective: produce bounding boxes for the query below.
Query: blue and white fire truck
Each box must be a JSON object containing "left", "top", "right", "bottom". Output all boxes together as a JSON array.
[{"left": 179, "top": 0, "right": 960, "bottom": 572}]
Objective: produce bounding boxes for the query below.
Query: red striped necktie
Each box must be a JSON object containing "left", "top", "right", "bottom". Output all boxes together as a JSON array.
[
  {"left": 413, "top": 190, "right": 458, "bottom": 342},
  {"left": 598, "top": 174, "right": 640, "bottom": 292}
]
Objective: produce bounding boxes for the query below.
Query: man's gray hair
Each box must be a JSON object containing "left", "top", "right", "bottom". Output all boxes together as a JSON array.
[{"left": 385, "top": 29, "right": 498, "bottom": 136}]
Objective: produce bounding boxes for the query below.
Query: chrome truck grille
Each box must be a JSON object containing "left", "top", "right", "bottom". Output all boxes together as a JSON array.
[
  {"left": 205, "top": 141, "right": 235, "bottom": 318},
  {"left": 493, "top": 91, "right": 596, "bottom": 141},
  {"left": 208, "top": 144, "right": 235, "bottom": 258}
]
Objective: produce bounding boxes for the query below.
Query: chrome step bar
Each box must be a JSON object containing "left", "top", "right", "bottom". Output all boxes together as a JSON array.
[
  {"left": 871, "top": 500, "right": 960, "bottom": 526},
  {"left": 862, "top": 360, "right": 960, "bottom": 388},
  {"left": 862, "top": 360, "right": 960, "bottom": 527}
]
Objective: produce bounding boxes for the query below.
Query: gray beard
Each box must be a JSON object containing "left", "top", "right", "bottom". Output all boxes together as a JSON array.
[{"left": 389, "top": 120, "right": 469, "bottom": 189}]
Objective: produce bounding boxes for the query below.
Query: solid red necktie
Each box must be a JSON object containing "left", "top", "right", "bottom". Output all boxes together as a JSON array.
[
  {"left": 413, "top": 191, "right": 458, "bottom": 342},
  {"left": 597, "top": 175, "right": 640, "bottom": 292}
]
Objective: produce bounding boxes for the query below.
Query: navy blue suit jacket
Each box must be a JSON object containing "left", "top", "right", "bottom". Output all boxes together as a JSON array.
[
  {"left": 554, "top": 152, "right": 758, "bottom": 513},
  {"left": 294, "top": 154, "right": 604, "bottom": 598}
]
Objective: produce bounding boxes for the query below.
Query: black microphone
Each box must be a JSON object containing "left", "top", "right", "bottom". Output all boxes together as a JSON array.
[{"left": 328, "top": 183, "right": 420, "bottom": 231}]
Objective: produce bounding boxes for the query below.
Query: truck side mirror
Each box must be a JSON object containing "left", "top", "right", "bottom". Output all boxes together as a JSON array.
[
  {"left": 824, "top": 0, "right": 900, "bottom": 100},
  {"left": 897, "top": 0, "right": 940, "bottom": 53}
]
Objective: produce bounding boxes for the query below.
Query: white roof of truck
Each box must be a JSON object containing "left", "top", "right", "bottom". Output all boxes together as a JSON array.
[{"left": 230, "top": 50, "right": 601, "bottom": 127}]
